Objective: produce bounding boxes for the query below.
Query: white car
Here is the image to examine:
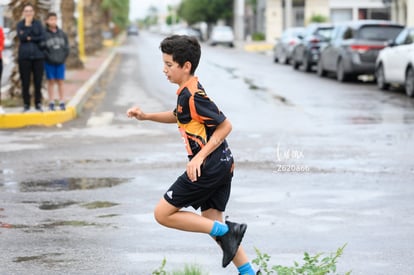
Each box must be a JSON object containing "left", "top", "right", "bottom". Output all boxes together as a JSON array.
[
  {"left": 210, "top": 26, "right": 234, "bottom": 47},
  {"left": 375, "top": 27, "right": 414, "bottom": 97},
  {"left": 3, "top": 27, "right": 15, "bottom": 48}
]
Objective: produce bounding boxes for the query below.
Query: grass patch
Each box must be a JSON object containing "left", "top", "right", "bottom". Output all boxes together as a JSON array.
[
  {"left": 1, "top": 97, "right": 22, "bottom": 107},
  {"left": 153, "top": 258, "right": 208, "bottom": 275}
]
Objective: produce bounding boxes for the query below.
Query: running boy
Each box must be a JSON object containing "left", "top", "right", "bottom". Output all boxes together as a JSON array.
[
  {"left": 127, "top": 35, "right": 258, "bottom": 275},
  {"left": 43, "top": 12, "right": 69, "bottom": 111}
]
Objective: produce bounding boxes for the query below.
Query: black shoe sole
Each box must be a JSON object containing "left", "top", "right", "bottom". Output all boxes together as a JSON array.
[{"left": 222, "top": 223, "right": 247, "bottom": 267}]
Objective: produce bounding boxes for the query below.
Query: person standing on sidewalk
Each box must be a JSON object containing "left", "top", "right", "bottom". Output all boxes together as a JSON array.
[
  {"left": 43, "top": 12, "right": 69, "bottom": 111},
  {"left": 127, "top": 35, "right": 259, "bottom": 275},
  {"left": 17, "top": 3, "right": 46, "bottom": 112}
]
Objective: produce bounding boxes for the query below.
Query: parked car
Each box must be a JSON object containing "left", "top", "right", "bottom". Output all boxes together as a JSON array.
[
  {"left": 127, "top": 25, "right": 139, "bottom": 36},
  {"left": 317, "top": 20, "right": 404, "bottom": 82},
  {"left": 375, "top": 27, "right": 414, "bottom": 97},
  {"left": 273, "top": 27, "right": 305, "bottom": 64},
  {"left": 210, "top": 25, "right": 234, "bottom": 47},
  {"left": 173, "top": 27, "right": 202, "bottom": 41},
  {"left": 291, "top": 23, "right": 333, "bottom": 72},
  {"left": 3, "top": 27, "right": 15, "bottom": 48}
]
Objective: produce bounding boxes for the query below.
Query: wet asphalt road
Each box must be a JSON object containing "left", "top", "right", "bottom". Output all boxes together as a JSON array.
[{"left": 1, "top": 31, "right": 414, "bottom": 275}]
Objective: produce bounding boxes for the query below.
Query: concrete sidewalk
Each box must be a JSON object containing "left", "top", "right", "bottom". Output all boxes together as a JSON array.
[{"left": 0, "top": 44, "right": 117, "bottom": 129}]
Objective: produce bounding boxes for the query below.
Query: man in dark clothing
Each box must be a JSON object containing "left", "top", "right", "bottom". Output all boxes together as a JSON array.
[
  {"left": 43, "top": 12, "right": 69, "bottom": 111},
  {"left": 17, "top": 3, "right": 46, "bottom": 112}
]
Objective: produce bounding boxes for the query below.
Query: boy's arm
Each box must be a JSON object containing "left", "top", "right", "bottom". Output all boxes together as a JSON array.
[
  {"left": 186, "top": 119, "right": 232, "bottom": 182},
  {"left": 127, "top": 107, "right": 176, "bottom": 123}
]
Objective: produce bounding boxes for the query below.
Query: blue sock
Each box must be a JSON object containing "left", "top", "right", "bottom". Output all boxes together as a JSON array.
[
  {"left": 209, "top": 220, "right": 229, "bottom": 237},
  {"left": 237, "top": 262, "right": 255, "bottom": 275}
]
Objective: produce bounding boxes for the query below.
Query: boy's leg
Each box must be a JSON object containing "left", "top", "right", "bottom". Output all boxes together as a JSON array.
[
  {"left": 56, "top": 64, "right": 65, "bottom": 102},
  {"left": 47, "top": 79, "right": 56, "bottom": 102},
  {"left": 57, "top": 80, "right": 64, "bottom": 102},
  {"left": 154, "top": 198, "right": 214, "bottom": 233},
  {"left": 202, "top": 209, "right": 255, "bottom": 271}
]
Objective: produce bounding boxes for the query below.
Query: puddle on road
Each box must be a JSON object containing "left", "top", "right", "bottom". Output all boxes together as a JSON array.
[
  {"left": 13, "top": 253, "right": 64, "bottom": 263},
  {"left": 19, "top": 177, "right": 131, "bottom": 192},
  {"left": 348, "top": 116, "right": 382, "bottom": 125},
  {"left": 97, "top": 214, "right": 120, "bottom": 218},
  {"left": 81, "top": 201, "right": 119, "bottom": 209},
  {"left": 10, "top": 220, "right": 112, "bottom": 230},
  {"left": 40, "top": 220, "right": 106, "bottom": 228},
  {"left": 38, "top": 201, "right": 78, "bottom": 210}
]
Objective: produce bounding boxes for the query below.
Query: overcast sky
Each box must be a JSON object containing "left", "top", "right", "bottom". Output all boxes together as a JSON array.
[{"left": 129, "top": 0, "right": 181, "bottom": 20}]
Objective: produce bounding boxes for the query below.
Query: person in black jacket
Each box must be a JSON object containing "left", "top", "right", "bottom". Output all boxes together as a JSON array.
[
  {"left": 17, "top": 3, "right": 46, "bottom": 112},
  {"left": 44, "top": 12, "right": 69, "bottom": 111}
]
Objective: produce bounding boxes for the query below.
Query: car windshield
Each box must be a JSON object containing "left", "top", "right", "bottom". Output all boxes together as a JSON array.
[
  {"left": 214, "top": 26, "right": 232, "bottom": 33},
  {"left": 315, "top": 28, "right": 333, "bottom": 39},
  {"left": 290, "top": 28, "right": 304, "bottom": 36},
  {"left": 357, "top": 26, "right": 403, "bottom": 41}
]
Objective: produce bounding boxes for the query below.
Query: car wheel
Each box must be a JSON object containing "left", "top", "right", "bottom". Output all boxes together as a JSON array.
[
  {"left": 279, "top": 52, "right": 287, "bottom": 64},
  {"left": 317, "top": 59, "right": 326, "bottom": 77},
  {"left": 336, "top": 59, "right": 349, "bottom": 82},
  {"left": 375, "top": 64, "right": 389, "bottom": 90},
  {"left": 292, "top": 52, "right": 300, "bottom": 70},
  {"left": 405, "top": 67, "right": 414, "bottom": 97},
  {"left": 303, "top": 54, "right": 311, "bottom": 72},
  {"left": 274, "top": 52, "right": 279, "bottom": 63}
]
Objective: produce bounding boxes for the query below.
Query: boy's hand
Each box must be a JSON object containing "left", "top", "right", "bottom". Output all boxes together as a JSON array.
[
  {"left": 187, "top": 155, "right": 204, "bottom": 182},
  {"left": 127, "top": 107, "right": 146, "bottom": 120}
]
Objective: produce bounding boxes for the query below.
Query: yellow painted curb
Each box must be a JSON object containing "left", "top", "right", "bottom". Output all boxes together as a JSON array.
[
  {"left": 244, "top": 43, "right": 274, "bottom": 52},
  {"left": 0, "top": 106, "right": 76, "bottom": 129}
]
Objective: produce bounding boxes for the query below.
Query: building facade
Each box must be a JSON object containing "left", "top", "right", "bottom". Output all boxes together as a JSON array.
[
  {"left": 390, "top": 0, "right": 414, "bottom": 27},
  {"left": 260, "top": 0, "right": 407, "bottom": 43}
]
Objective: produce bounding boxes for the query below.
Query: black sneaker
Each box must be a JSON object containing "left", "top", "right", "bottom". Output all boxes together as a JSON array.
[
  {"left": 216, "top": 220, "right": 247, "bottom": 268},
  {"left": 22, "top": 105, "right": 30, "bottom": 112},
  {"left": 35, "top": 104, "right": 43, "bottom": 112},
  {"left": 49, "top": 102, "right": 55, "bottom": 111},
  {"left": 59, "top": 102, "right": 66, "bottom": 111}
]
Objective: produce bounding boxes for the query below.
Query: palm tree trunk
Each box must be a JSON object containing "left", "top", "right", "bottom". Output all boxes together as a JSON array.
[
  {"left": 61, "top": 0, "right": 84, "bottom": 69},
  {"left": 84, "top": 0, "right": 103, "bottom": 55}
]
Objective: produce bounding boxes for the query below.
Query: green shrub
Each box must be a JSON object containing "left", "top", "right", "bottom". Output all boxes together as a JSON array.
[
  {"left": 153, "top": 258, "right": 207, "bottom": 275},
  {"left": 252, "top": 244, "right": 351, "bottom": 275},
  {"left": 310, "top": 14, "right": 328, "bottom": 23},
  {"left": 252, "top": 32, "right": 266, "bottom": 41}
]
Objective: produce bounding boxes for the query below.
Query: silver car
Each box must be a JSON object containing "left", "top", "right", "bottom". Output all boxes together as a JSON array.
[{"left": 274, "top": 27, "right": 305, "bottom": 64}]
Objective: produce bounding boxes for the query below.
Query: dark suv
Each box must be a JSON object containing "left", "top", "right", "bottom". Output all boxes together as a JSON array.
[
  {"left": 291, "top": 23, "right": 333, "bottom": 72},
  {"left": 317, "top": 20, "right": 404, "bottom": 82}
]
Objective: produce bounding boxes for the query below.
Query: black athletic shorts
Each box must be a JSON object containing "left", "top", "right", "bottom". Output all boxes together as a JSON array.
[{"left": 164, "top": 145, "right": 234, "bottom": 212}]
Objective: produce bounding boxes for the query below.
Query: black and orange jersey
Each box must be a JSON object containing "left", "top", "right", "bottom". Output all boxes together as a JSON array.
[{"left": 174, "top": 77, "right": 227, "bottom": 157}]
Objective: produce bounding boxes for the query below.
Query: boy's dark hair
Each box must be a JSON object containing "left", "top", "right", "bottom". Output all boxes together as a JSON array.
[
  {"left": 160, "top": 35, "right": 201, "bottom": 75},
  {"left": 46, "top": 12, "right": 57, "bottom": 19}
]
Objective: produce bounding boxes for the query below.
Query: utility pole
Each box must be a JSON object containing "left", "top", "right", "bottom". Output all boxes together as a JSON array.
[
  {"left": 77, "top": 0, "right": 86, "bottom": 62},
  {"left": 234, "top": 0, "right": 245, "bottom": 40}
]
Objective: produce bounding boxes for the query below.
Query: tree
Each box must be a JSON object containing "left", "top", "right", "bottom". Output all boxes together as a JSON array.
[
  {"left": 102, "top": 0, "right": 130, "bottom": 30},
  {"left": 83, "top": 0, "right": 103, "bottom": 55},
  {"left": 178, "top": 0, "right": 233, "bottom": 26},
  {"left": 61, "top": 0, "right": 84, "bottom": 69}
]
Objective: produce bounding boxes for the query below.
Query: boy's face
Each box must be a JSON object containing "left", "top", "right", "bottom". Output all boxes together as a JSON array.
[
  {"left": 46, "top": 16, "right": 57, "bottom": 28},
  {"left": 162, "top": 53, "right": 191, "bottom": 85}
]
